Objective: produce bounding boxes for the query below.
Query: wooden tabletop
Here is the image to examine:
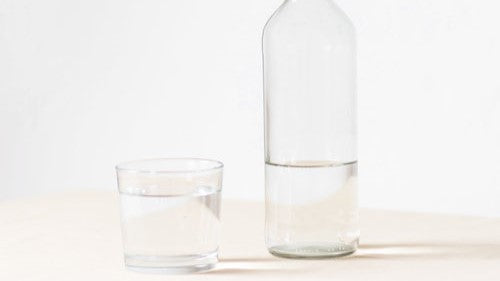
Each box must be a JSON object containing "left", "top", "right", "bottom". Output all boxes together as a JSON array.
[{"left": 1, "top": 191, "right": 499, "bottom": 280}]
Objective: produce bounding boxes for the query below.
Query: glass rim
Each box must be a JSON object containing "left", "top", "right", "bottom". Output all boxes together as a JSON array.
[{"left": 115, "top": 157, "right": 224, "bottom": 174}]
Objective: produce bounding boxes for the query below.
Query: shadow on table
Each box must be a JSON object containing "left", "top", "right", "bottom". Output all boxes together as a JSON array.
[
  {"left": 205, "top": 267, "right": 287, "bottom": 275},
  {"left": 344, "top": 242, "right": 500, "bottom": 260},
  {"left": 206, "top": 256, "right": 300, "bottom": 275},
  {"left": 207, "top": 242, "right": 500, "bottom": 274},
  {"left": 221, "top": 257, "right": 279, "bottom": 263}
]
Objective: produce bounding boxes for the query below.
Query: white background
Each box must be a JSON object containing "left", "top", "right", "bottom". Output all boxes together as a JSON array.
[{"left": 1, "top": 0, "right": 499, "bottom": 216}]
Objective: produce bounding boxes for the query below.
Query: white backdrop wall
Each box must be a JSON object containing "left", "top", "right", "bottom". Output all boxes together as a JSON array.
[{"left": 1, "top": 0, "right": 499, "bottom": 216}]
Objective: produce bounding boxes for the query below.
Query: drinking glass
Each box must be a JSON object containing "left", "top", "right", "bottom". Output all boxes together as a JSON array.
[{"left": 115, "top": 158, "right": 223, "bottom": 273}]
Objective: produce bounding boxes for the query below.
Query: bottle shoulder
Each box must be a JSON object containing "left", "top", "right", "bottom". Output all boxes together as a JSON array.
[{"left": 263, "top": 0, "right": 355, "bottom": 38}]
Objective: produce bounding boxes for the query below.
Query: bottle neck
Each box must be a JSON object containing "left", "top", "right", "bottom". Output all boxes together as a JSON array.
[
  {"left": 286, "top": 0, "right": 335, "bottom": 5},
  {"left": 288, "top": 0, "right": 332, "bottom": 2}
]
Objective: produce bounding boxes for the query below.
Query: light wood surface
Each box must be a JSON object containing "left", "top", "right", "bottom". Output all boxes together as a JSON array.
[{"left": 1, "top": 191, "right": 499, "bottom": 280}]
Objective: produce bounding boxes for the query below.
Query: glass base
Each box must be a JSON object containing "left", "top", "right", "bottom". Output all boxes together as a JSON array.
[
  {"left": 124, "top": 251, "right": 217, "bottom": 274},
  {"left": 268, "top": 241, "right": 358, "bottom": 259}
]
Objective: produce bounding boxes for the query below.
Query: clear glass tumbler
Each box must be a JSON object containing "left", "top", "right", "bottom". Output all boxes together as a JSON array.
[
  {"left": 115, "top": 158, "right": 223, "bottom": 273},
  {"left": 263, "top": 0, "right": 359, "bottom": 258}
]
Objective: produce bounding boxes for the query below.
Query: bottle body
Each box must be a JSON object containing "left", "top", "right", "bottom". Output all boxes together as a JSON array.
[{"left": 263, "top": 0, "right": 358, "bottom": 258}]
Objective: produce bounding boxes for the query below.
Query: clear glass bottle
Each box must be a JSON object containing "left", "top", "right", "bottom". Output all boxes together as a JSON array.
[{"left": 263, "top": 0, "right": 358, "bottom": 258}]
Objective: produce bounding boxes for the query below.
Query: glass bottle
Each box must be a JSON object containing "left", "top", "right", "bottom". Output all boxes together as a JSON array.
[{"left": 263, "top": 0, "right": 358, "bottom": 258}]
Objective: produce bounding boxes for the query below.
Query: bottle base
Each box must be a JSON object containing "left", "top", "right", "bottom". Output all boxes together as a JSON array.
[{"left": 268, "top": 242, "right": 357, "bottom": 259}]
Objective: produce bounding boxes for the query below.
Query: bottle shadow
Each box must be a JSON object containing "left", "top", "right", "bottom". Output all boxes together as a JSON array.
[
  {"left": 205, "top": 242, "right": 500, "bottom": 275},
  {"left": 342, "top": 242, "right": 500, "bottom": 260}
]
